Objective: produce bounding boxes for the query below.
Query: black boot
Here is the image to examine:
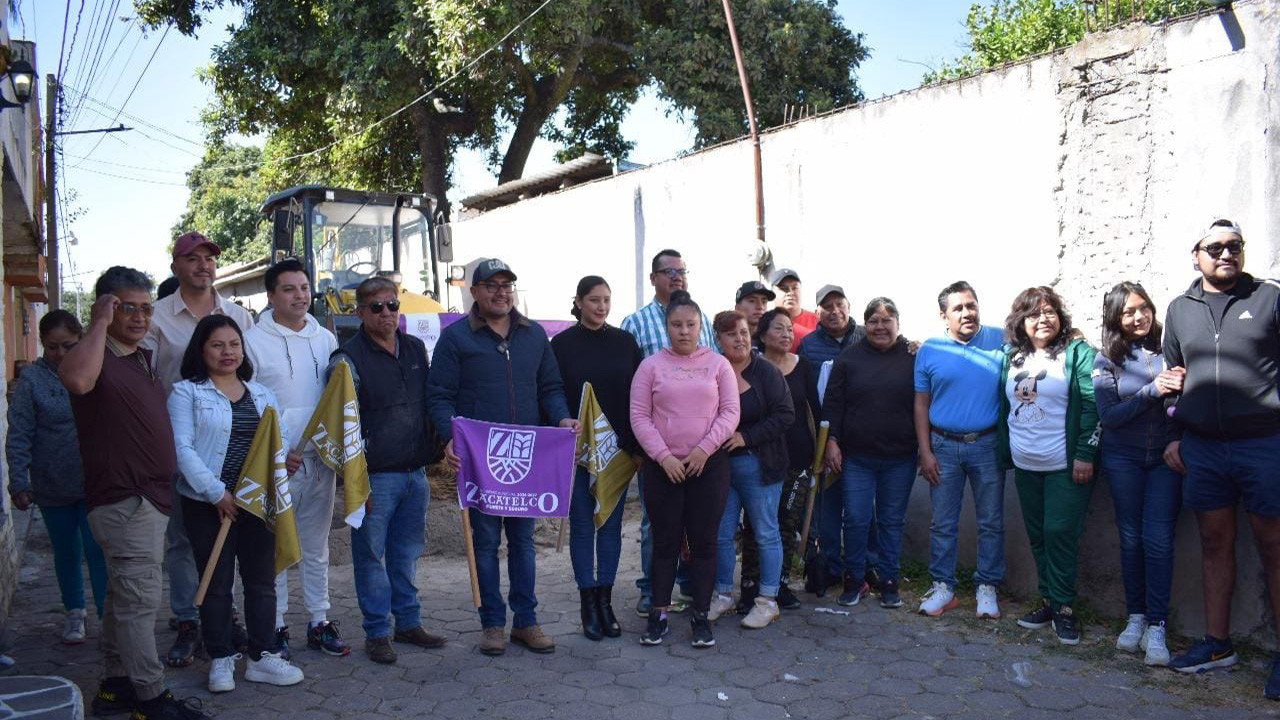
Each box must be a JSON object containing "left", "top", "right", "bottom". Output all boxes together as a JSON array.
[
  {"left": 597, "top": 585, "right": 621, "bottom": 638},
  {"left": 580, "top": 588, "right": 604, "bottom": 641}
]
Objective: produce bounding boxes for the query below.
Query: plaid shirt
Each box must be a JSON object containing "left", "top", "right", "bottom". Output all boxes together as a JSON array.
[{"left": 621, "top": 297, "right": 717, "bottom": 358}]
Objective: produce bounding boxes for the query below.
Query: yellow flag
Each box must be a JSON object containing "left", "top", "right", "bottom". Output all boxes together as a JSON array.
[
  {"left": 575, "top": 382, "right": 635, "bottom": 529},
  {"left": 233, "top": 406, "right": 301, "bottom": 575},
  {"left": 299, "top": 361, "right": 370, "bottom": 528}
]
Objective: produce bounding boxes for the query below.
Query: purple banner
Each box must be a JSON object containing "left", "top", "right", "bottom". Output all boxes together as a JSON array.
[{"left": 453, "top": 417, "right": 575, "bottom": 518}]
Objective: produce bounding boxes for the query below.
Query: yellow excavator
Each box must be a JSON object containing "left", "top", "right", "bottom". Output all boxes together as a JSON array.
[{"left": 261, "top": 185, "right": 451, "bottom": 342}]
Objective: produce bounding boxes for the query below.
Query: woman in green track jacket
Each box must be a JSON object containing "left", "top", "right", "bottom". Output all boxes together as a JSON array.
[{"left": 996, "top": 286, "right": 1100, "bottom": 647}]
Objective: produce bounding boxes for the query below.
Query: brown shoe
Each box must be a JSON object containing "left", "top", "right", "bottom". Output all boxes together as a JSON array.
[
  {"left": 510, "top": 625, "right": 555, "bottom": 654},
  {"left": 366, "top": 636, "right": 397, "bottom": 664},
  {"left": 393, "top": 625, "right": 446, "bottom": 649},
  {"left": 479, "top": 627, "right": 506, "bottom": 656}
]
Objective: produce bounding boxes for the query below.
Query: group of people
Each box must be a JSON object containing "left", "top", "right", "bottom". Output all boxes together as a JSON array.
[{"left": 7, "top": 218, "right": 1280, "bottom": 717}]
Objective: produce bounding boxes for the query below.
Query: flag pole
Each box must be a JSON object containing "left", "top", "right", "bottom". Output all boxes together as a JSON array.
[
  {"left": 459, "top": 508, "right": 482, "bottom": 608},
  {"left": 195, "top": 517, "right": 232, "bottom": 607},
  {"left": 196, "top": 435, "right": 308, "bottom": 607},
  {"left": 555, "top": 519, "right": 567, "bottom": 553},
  {"left": 798, "top": 421, "right": 830, "bottom": 552}
]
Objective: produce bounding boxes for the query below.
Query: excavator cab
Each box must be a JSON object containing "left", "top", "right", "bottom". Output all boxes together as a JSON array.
[{"left": 261, "top": 186, "right": 451, "bottom": 342}]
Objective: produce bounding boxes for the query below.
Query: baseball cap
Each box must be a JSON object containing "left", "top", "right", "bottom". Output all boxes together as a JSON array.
[
  {"left": 769, "top": 268, "right": 800, "bottom": 286},
  {"left": 815, "top": 284, "right": 846, "bottom": 306},
  {"left": 736, "top": 281, "right": 776, "bottom": 304},
  {"left": 172, "top": 231, "right": 220, "bottom": 259},
  {"left": 1194, "top": 219, "right": 1244, "bottom": 250},
  {"left": 472, "top": 258, "right": 518, "bottom": 284}
]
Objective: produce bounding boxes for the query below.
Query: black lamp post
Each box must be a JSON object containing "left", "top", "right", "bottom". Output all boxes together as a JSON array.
[{"left": 0, "top": 59, "right": 35, "bottom": 110}]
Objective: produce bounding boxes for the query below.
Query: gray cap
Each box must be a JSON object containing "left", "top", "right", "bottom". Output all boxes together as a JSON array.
[
  {"left": 769, "top": 267, "right": 800, "bottom": 286},
  {"left": 815, "top": 284, "right": 846, "bottom": 306},
  {"left": 472, "top": 258, "right": 518, "bottom": 284}
]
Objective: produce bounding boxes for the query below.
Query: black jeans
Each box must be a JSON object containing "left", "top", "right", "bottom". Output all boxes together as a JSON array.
[
  {"left": 641, "top": 451, "right": 730, "bottom": 613},
  {"left": 183, "top": 496, "right": 276, "bottom": 659}
]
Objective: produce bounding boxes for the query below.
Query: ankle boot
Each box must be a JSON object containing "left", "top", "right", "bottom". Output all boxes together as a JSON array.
[
  {"left": 580, "top": 588, "right": 604, "bottom": 641},
  {"left": 597, "top": 585, "right": 621, "bottom": 638}
]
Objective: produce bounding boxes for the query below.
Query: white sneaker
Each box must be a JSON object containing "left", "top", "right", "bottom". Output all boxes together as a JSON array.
[
  {"left": 917, "top": 582, "right": 958, "bottom": 617},
  {"left": 244, "top": 651, "right": 304, "bottom": 686},
  {"left": 975, "top": 584, "right": 1000, "bottom": 619},
  {"left": 62, "top": 609, "right": 86, "bottom": 644},
  {"left": 1116, "top": 613, "right": 1146, "bottom": 653},
  {"left": 208, "top": 654, "right": 239, "bottom": 693},
  {"left": 707, "top": 593, "right": 735, "bottom": 622},
  {"left": 1142, "top": 622, "right": 1170, "bottom": 666},
  {"left": 741, "top": 597, "right": 780, "bottom": 630}
]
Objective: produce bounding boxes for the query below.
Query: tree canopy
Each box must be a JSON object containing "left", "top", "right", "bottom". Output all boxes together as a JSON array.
[
  {"left": 924, "top": 0, "right": 1205, "bottom": 84},
  {"left": 172, "top": 141, "right": 272, "bottom": 265},
  {"left": 137, "top": 0, "right": 868, "bottom": 218}
]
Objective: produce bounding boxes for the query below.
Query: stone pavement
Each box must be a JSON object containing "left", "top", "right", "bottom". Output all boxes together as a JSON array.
[{"left": 4, "top": 499, "right": 1278, "bottom": 720}]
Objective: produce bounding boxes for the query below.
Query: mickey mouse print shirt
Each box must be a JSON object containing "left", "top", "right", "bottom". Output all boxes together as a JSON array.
[{"left": 1005, "top": 349, "right": 1070, "bottom": 472}]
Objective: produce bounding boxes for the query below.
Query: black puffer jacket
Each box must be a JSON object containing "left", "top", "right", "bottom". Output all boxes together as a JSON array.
[
  {"left": 1163, "top": 273, "right": 1280, "bottom": 440},
  {"left": 737, "top": 356, "right": 796, "bottom": 481}
]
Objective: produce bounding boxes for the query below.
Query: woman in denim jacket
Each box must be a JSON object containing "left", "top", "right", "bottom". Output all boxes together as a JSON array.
[{"left": 168, "top": 315, "right": 303, "bottom": 694}]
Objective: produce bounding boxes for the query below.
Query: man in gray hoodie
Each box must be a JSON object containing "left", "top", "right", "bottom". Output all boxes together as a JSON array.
[{"left": 244, "top": 259, "right": 345, "bottom": 658}]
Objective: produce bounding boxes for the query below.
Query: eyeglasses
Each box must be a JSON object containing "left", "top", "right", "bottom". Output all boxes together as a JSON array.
[
  {"left": 1198, "top": 240, "right": 1245, "bottom": 259},
  {"left": 116, "top": 302, "right": 154, "bottom": 317},
  {"left": 477, "top": 282, "right": 516, "bottom": 294},
  {"left": 1027, "top": 308, "right": 1059, "bottom": 321},
  {"left": 655, "top": 268, "right": 689, "bottom": 279},
  {"left": 362, "top": 300, "right": 400, "bottom": 314}
]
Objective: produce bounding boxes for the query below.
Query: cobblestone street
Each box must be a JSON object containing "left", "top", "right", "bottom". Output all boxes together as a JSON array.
[{"left": 5, "top": 500, "right": 1277, "bottom": 720}]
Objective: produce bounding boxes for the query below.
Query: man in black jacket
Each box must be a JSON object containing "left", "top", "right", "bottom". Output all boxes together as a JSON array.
[
  {"left": 1163, "top": 220, "right": 1280, "bottom": 698},
  {"left": 330, "top": 277, "right": 444, "bottom": 665}
]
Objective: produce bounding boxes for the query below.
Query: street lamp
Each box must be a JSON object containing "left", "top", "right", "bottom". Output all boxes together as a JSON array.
[{"left": 0, "top": 59, "right": 34, "bottom": 110}]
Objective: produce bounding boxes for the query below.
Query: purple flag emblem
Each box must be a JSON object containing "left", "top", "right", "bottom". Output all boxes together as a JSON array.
[{"left": 454, "top": 417, "right": 574, "bottom": 518}]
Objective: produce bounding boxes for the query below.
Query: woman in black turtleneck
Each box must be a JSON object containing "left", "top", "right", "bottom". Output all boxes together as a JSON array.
[{"left": 551, "top": 275, "right": 644, "bottom": 641}]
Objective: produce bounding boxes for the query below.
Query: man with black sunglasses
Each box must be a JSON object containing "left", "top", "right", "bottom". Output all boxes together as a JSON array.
[
  {"left": 1163, "top": 219, "right": 1280, "bottom": 698},
  {"left": 429, "top": 258, "right": 577, "bottom": 657},
  {"left": 328, "top": 276, "right": 443, "bottom": 664}
]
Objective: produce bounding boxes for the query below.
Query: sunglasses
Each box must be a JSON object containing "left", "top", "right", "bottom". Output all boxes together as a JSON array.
[
  {"left": 362, "top": 300, "right": 400, "bottom": 314},
  {"left": 116, "top": 302, "right": 154, "bottom": 317},
  {"left": 1198, "top": 240, "right": 1245, "bottom": 259}
]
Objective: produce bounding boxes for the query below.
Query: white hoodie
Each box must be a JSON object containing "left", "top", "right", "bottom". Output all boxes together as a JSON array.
[{"left": 244, "top": 308, "right": 339, "bottom": 453}]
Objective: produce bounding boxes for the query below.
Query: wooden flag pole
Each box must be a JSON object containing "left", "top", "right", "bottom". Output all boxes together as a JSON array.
[
  {"left": 194, "top": 516, "right": 232, "bottom": 607},
  {"left": 195, "top": 436, "right": 309, "bottom": 608},
  {"left": 798, "top": 421, "right": 830, "bottom": 552},
  {"left": 555, "top": 518, "right": 568, "bottom": 553},
  {"left": 459, "top": 507, "right": 482, "bottom": 608}
]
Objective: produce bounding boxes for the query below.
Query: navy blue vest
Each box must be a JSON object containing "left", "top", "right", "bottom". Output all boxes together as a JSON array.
[{"left": 337, "top": 329, "right": 436, "bottom": 473}]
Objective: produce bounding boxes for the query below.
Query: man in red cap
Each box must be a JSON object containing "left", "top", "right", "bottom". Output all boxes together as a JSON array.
[{"left": 142, "top": 231, "right": 255, "bottom": 668}]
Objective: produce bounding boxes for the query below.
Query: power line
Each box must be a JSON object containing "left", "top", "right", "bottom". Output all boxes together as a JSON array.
[
  {"left": 76, "top": 23, "right": 172, "bottom": 161},
  {"left": 55, "top": 0, "right": 76, "bottom": 83},
  {"left": 66, "top": 0, "right": 125, "bottom": 131},
  {"left": 67, "top": 164, "right": 187, "bottom": 186},
  {"left": 63, "top": 152, "right": 188, "bottom": 175},
  {"left": 63, "top": 83, "right": 203, "bottom": 145}
]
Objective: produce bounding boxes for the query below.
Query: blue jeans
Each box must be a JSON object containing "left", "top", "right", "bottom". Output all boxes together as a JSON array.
[
  {"left": 469, "top": 511, "right": 538, "bottom": 629},
  {"left": 166, "top": 481, "right": 199, "bottom": 622},
  {"left": 351, "top": 470, "right": 427, "bottom": 639},
  {"left": 1102, "top": 443, "right": 1181, "bottom": 623},
  {"left": 716, "top": 454, "right": 783, "bottom": 597},
  {"left": 41, "top": 501, "right": 107, "bottom": 617},
  {"left": 569, "top": 466, "right": 628, "bottom": 589},
  {"left": 636, "top": 471, "right": 691, "bottom": 600},
  {"left": 928, "top": 433, "right": 1005, "bottom": 588},
  {"left": 819, "top": 474, "right": 881, "bottom": 579},
  {"left": 839, "top": 453, "right": 918, "bottom": 583}
]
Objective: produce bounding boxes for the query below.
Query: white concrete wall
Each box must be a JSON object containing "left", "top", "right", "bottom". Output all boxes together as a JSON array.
[{"left": 450, "top": 2, "right": 1279, "bottom": 643}]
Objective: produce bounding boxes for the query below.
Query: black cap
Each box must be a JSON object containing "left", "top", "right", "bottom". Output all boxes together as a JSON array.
[
  {"left": 769, "top": 268, "right": 800, "bottom": 286},
  {"left": 736, "top": 281, "right": 776, "bottom": 303},
  {"left": 472, "top": 258, "right": 518, "bottom": 284}
]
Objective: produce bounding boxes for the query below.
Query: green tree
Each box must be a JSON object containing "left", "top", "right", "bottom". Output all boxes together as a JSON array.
[
  {"left": 924, "top": 0, "right": 1205, "bottom": 84},
  {"left": 135, "top": 0, "right": 868, "bottom": 217},
  {"left": 172, "top": 142, "right": 272, "bottom": 265}
]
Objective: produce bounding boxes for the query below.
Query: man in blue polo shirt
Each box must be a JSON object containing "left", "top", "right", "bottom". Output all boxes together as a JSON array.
[{"left": 912, "top": 281, "right": 1006, "bottom": 619}]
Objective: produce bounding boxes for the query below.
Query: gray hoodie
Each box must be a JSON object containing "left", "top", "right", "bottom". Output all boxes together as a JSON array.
[{"left": 6, "top": 357, "right": 85, "bottom": 506}]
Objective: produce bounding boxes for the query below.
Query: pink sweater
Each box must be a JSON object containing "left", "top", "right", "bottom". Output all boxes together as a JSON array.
[{"left": 629, "top": 347, "right": 741, "bottom": 463}]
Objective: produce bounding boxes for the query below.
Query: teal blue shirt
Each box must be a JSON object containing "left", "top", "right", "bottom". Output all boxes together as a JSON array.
[{"left": 913, "top": 325, "right": 1005, "bottom": 433}]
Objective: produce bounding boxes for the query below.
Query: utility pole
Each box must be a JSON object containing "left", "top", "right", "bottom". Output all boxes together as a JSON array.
[
  {"left": 45, "top": 74, "right": 58, "bottom": 310},
  {"left": 721, "top": 0, "right": 765, "bottom": 245}
]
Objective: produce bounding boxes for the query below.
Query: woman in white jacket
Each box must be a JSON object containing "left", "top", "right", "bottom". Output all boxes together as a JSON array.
[{"left": 168, "top": 314, "right": 304, "bottom": 694}]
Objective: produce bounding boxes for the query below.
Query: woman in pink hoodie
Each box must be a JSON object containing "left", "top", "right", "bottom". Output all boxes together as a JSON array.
[{"left": 630, "top": 291, "right": 741, "bottom": 648}]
